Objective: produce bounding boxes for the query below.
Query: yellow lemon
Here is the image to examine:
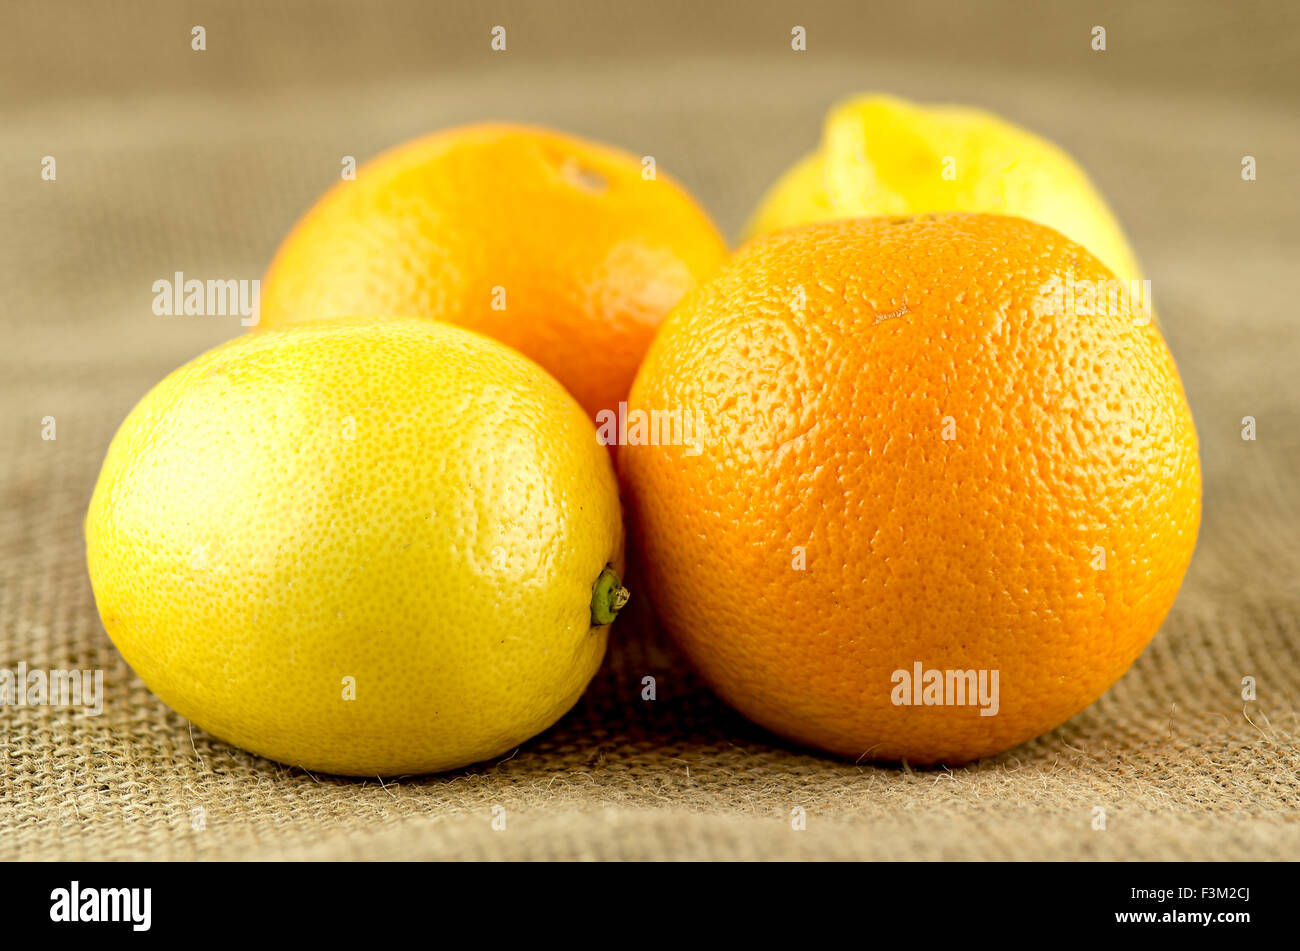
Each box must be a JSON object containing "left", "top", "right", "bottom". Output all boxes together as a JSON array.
[
  {"left": 85, "top": 318, "right": 626, "bottom": 776},
  {"left": 746, "top": 94, "right": 1144, "bottom": 288}
]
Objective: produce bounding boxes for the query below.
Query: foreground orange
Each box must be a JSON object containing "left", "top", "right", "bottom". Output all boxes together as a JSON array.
[
  {"left": 259, "top": 123, "right": 727, "bottom": 419},
  {"left": 622, "top": 214, "right": 1200, "bottom": 764}
]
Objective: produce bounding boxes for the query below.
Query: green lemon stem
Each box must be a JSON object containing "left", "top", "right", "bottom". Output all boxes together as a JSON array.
[{"left": 590, "top": 565, "right": 630, "bottom": 627}]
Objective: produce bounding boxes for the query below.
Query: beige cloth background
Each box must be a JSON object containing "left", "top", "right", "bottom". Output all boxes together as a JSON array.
[{"left": 3, "top": 1, "right": 1298, "bottom": 860}]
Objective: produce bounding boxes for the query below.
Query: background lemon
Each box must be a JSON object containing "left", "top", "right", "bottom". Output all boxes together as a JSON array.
[
  {"left": 85, "top": 318, "right": 626, "bottom": 776},
  {"left": 745, "top": 94, "right": 1144, "bottom": 289}
]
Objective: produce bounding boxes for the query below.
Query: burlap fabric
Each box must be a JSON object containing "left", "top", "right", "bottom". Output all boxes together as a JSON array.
[{"left": 3, "top": 1, "right": 1298, "bottom": 861}]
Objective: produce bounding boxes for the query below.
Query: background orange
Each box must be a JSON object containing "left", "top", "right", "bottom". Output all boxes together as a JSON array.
[{"left": 259, "top": 123, "right": 727, "bottom": 420}]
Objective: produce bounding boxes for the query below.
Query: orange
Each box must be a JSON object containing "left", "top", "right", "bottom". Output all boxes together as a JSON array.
[
  {"left": 259, "top": 123, "right": 727, "bottom": 419},
  {"left": 622, "top": 213, "right": 1200, "bottom": 765}
]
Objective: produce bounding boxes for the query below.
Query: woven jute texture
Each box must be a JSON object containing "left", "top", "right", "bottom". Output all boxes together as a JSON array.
[{"left": 3, "top": 2, "right": 1298, "bottom": 860}]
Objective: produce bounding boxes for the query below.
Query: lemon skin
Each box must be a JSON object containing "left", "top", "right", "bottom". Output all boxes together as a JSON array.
[
  {"left": 85, "top": 318, "right": 624, "bottom": 776},
  {"left": 746, "top": 94, "right": 1144, "bottom": 289}
]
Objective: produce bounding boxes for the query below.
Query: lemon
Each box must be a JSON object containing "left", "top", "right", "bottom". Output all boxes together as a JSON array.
[
  {"left": 85, "top": 318, "right": 626, "bottom": 776},
  {"left": 745, "top": 94, "right": 1143, "bottom": 286}
]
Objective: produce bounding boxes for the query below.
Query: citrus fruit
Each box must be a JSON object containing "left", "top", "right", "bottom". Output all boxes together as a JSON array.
[
  {"left": 622, "top": 214, "right": 1200, "bottom": 765},
  {"left": 85, "top": 317, "right": 627, "bottom": 776},
  {"left": 746, "top": 94, "right": 1144, "bottom": 294},
  {"left": 259, "top": 123, "right": 728, "bottom": 420}
]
